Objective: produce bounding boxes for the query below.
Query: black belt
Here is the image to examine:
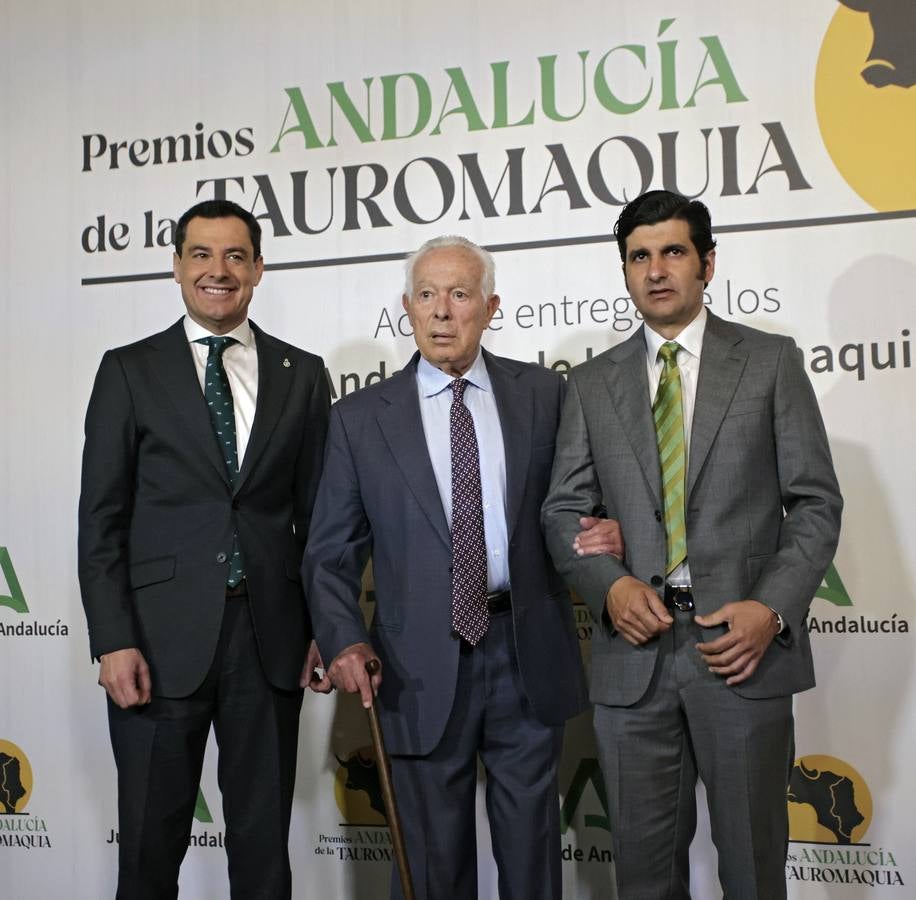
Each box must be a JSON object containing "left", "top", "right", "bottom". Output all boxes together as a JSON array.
[
  {"left": 664, "top": 584, "right": 694, "bottom": 612},
  {"left": 486, "top": 590, "right": 512, "bottom": 615},
  {"left": 226, "top": 578, "right": 248, "bottom": 599}
]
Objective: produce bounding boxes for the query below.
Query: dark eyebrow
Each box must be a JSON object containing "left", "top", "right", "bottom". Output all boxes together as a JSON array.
[{"left": 186, "top": 244, "right": 251, "bottom": 258}]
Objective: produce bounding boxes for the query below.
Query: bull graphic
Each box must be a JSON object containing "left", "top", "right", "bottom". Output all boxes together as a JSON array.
[
  {"left": 787, "top": 759, "right": 865, "bottom": 844},
  {"left": 838, "top": 1, "right": 916, "bottom": 88},
  {"left": 336, "top": 750, "right": 387, "bottom": 820},
  {"left": 0, "top": 752, "right": 27, "bottom": 814}
]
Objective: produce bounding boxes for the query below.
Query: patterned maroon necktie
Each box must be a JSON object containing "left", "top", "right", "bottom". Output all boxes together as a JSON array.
[{"left": 449, "top": 378, "right": 489, "bottom": 645}]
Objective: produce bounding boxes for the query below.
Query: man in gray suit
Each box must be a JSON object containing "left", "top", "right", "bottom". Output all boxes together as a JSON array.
[
  {"left": 542, "top": 191, "right": 842, "bottom": 899},
  {"left": 303, "top": 235, "right": 619, "bottom": 900}
]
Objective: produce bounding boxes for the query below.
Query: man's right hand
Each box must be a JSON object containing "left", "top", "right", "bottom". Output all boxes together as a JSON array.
[
  {"left": 607, "top": 576, "right": 673, "bottom": 645},
  {"left": 99, "top": 648, "right": 152, "bottom": 708},
  {"left": 328, "top": 642, "right": 382, "bottom": 709}
]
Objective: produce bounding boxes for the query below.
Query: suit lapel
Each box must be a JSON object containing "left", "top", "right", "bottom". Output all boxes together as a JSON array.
[
  {"left": 148, "top": 320, "right": 230, "bottom": 485},
  {"left": 602, "top": 330, "right": 663, "bottom": 506},
  {"left": 377, "top": 357, "right": 452, "bottom": 551},
  {"left": 485, "top": 351, "right": 531, "bottom": 542},
  {"left": 687, "top": 312, "right": 748, "bottom": 500},
  {"left": 235, "top": 322, "right": 294, "bottom": 494}
]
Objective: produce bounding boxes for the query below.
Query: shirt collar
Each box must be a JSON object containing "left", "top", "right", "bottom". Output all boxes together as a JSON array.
[
  {"left": 183, "top": 316, "right": 253, "bottom": 348},
  {"left": 416, "top": 349, "right": 492, "bottom": 398},
  {"left": 643, "top": 306, "right": 707, "bottom": 365}
]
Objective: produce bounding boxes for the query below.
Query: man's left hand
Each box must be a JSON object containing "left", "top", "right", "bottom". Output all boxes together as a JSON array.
[
  {"left": 301, "top": 639, "right": 333, "bottom": 693},
  {"left": 573, "top": 516, "right": 624, "bottom": 559},
  {"left": 695, "top": 600, "right": 780, "bottom": 686}
]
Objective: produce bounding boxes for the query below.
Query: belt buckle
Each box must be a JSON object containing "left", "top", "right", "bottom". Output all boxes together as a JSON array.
[{"left": 668, "top": 586, "right": 694, "bottom": 612}]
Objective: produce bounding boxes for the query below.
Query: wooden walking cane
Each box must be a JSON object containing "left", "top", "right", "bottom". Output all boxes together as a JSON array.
[{"left": 365, "top": 658, "right": 416, "bottom": 900}]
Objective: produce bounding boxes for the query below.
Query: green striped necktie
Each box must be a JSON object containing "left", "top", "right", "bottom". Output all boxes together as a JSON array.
[{"left": 653, "top": 341, "right": 687, "bottom": 574}]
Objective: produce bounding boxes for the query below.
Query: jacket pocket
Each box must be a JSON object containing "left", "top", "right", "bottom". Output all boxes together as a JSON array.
[
  {"left": 726, "top": 396, "right": 770, "bottom": 417},
  {"left": 129, "top": 556, "right": 175, "bottom": 590}
]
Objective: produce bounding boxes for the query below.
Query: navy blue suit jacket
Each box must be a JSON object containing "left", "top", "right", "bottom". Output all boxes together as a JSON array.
[{"left": 303, "top": 349, "right": 588, "bottom": 755}]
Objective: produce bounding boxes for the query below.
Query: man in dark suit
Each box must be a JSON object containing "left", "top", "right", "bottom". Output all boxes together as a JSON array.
[
  {"left": 78, "top": 199, "right": 330, "bottom": 899},
  {"left": 303, "top": 236, "right": 619, "bottom": 900},
  {"left": 542, "top": 191, "right": 843, "bottom": 898}
]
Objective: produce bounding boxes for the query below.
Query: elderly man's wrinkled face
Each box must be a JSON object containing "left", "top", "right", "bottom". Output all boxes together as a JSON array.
[{"left": 402, "top": 246, "right": 500, "bottom": 377}]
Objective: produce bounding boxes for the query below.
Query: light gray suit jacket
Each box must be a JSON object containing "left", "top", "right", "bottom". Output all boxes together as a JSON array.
[{"left": 542, "top": 311, "right": 842, "bottom": 706}]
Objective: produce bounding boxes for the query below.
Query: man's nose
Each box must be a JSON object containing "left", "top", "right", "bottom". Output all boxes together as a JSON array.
[
  {"left": 432, "top": 292, "right": 451, "bottom": 318},
  {"left": 648, "top": 255, "right": 667, "bottom": 280},
  {"left": 208, "top": 256, "right": 229, "bottom": 279}
]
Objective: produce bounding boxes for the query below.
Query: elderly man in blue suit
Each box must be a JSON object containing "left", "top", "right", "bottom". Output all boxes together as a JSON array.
[{"left": 304, "top": 235, "right": 619, "bottom": 900}]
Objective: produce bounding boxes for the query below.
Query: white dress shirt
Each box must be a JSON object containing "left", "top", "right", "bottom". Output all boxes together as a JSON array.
[
  {"left": 184, "top": 316, "right": 258, "bottom": 465},
  {"left": 643, "top": 306, "right": 707, "bottom": 587}
]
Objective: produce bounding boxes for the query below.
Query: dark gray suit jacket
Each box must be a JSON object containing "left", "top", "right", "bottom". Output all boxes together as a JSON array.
[
  {"left": 78, "top": 318, "right": 330, "bottom": 697},
  {"left": 303, "top": 350, "right": 589, "bottom": 756},
  {"left": 542, "top": 312, "right": 843, "bottom": 706}
]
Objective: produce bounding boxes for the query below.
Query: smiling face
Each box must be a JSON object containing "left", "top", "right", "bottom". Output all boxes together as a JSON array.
[
  {"left": 402, "top": 245, "right": 500, "bottom": 377},
  {"left": 623, "top": 218, "right": 715, "bottom": 339},
  {"left": 173, "top": 216, "right": 264, "bottom": 334}
]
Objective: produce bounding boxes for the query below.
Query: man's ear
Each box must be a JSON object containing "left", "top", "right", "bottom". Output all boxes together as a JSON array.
[{"left": 702, "top": 249, "right": 716, "bottom": 286}]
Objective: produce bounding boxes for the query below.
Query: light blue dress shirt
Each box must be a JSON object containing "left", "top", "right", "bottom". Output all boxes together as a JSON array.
[{"left": 415, "top": 352, "right": 510, "bottom": 592}]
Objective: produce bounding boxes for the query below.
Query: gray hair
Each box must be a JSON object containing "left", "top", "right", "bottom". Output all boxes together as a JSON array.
[{"left": 403, "top": 235, "right": 496, "bottom": 300}]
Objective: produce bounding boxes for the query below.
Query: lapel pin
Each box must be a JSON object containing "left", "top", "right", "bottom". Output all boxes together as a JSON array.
[{"left": 283, "top": 358, "right": 291, "bottom": 368}]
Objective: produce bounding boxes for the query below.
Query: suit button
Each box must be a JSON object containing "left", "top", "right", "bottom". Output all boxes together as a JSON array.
[
  {"left": 650, "top": 575, "right": 663, "bottom": 587},
  {"left": 654, "top": 510, "right": 662, "bottom": 522},
  {"left": 216, "top": 552, "right": 228, "bottom": 563},
  {"left": 231, "top": 499, "right": 239, "bottom": 510}
]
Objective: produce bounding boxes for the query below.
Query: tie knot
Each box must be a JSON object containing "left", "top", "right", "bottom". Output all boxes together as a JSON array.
[
  {"left": 451, "top": 377, "right": 469, "bottom": 402},
  {"left": 196, "top": 336, "right": 237, "bottom": 358},
  {"left": 658, "top": 341, "right": 681, "bottom": 365}
]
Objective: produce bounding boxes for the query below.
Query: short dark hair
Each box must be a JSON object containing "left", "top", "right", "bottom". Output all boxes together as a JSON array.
[
  {"left": 613, "top": 190, "right": 716, "bottom": 262},
  {"left": 174, "top": 200, "right": 262, "bottom": 260}
]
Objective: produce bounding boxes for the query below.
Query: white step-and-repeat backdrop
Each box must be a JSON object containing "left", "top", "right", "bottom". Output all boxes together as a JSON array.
[{"left": 2, "top": 1, "right": 913, "bottom": 896}]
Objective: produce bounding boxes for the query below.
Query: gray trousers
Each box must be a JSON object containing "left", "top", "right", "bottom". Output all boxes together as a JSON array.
[{"left": 593, "top": 607, "right": 794, "bottom": 900}]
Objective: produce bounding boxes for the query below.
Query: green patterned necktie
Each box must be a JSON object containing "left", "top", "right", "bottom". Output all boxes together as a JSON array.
[
  {"left": 653, "top": 341, "right": 687, "bottom": 574},
  {"left": 196, "top": 336, "right": 245, "bottom": 587}
]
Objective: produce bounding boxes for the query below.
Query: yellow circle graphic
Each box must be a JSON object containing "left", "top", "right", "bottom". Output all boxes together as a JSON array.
[
  {"left": 0, "top": 739, "right": 34, "bottom": 814},
  {"left": 333, "top": 746, "right": 387, "bottom": 826},
  {"left": 815, "top": 5, "right": 916, "bottom": 211},
  {"left": 788, "top": 754, "right": 873, "bottom": 844}
]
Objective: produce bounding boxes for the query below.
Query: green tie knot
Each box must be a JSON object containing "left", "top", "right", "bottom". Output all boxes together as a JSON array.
[
  {"left": 197, "top": 336, "right": 237, "bottom": 358},
  {"left": 658, "top": 341, "right": 681, "bottom": 367}
]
